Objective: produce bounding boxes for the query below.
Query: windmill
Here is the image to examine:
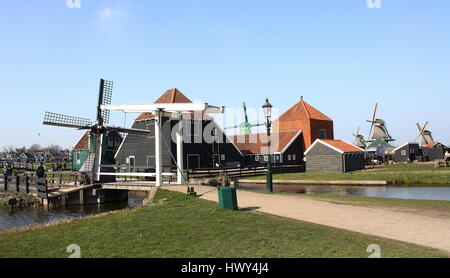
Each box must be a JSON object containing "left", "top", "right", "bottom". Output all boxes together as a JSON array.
[
  {"left": 366, "top": 103, "right": 395, "bottom": 143},
  {"left": 353, "top": 127, "right": 366, "bottom": 149},
  {"left": 43, "top": 79, "right": 151, "bottom": 183},
  {"left": 415, "top": 122, "right": 435, "bottom": 146},
  {"left": 224, "top": 102, "right": 265, "bottom": 135}
]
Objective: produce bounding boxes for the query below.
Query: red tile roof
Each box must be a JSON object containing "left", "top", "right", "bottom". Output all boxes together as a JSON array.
[
  {"left": 276, "top": 99, "right": 332, "bottom": 122},
  {"left": 319, "top": 139, "right": 364, "bottom": 153},
  {"left": 423, "top": 142, "right": 438, "bottom": 148},
  {"left": 135, "top": 88, "right": 193, "bottom": 121},
  {"left": 73, "top": 132, "right": 89, "bottom": 150},
  {"left": 230, "top": 130, "right": 302, "bottom": 154}
]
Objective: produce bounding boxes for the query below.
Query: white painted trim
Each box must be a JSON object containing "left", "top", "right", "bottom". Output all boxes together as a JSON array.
[
  {"left": 304, "top": 140, "right": 342, "bottom": 155},
  {"left": 102, "top": 103, "right": 224, "bottom": 114},
  {"left": 99, "top": 172, "right": 174, "bottom": 177},
  {"left": 394, "top": 142, "right": 418, "bottom": 151},
  {"left": 281, "top": 130, "right": 303, "bottom": 153},
  {"left": 305, "top": 139, "right": 364, "bottom": 155}
]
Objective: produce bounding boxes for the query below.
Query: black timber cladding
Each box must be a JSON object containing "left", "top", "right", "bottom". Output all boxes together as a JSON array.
[
  {"left": 306, "top": 141, "right": 364, "bottom": 173},
  {"left": 115, "top": 117, "right": 242, "bottom": 170}
]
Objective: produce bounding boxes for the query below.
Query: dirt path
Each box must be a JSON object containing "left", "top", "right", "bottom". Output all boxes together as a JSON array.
[{"left": 164, "top": 185, "right": 450, "bottom": 253}]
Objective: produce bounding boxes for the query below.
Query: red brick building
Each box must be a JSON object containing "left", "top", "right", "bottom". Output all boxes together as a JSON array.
[{"left": 273, "top": 97, "right": 334, "bottom": 152}]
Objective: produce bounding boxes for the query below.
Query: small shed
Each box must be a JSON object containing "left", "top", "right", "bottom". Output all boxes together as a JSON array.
[
  {"left": 394, "top": 143, "right": 421, "bottom": 163},
  {"left": 422, "top": 142, "right": 448, "bottom": 161},
  {"left": 305, "top": 139, "right": 365, "bottom": 173}
]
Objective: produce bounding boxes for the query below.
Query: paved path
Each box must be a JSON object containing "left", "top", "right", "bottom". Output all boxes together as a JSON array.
[{"left": 164, "top": 185, "right": 450, "bottom": 253}]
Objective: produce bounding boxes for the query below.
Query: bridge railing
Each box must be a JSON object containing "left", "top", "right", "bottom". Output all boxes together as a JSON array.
[{"left": 1, "top": 173, "right": 82, "bottom": 199}]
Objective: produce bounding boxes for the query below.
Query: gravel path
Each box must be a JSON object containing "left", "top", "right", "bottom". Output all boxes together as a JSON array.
[{"left": 165, "top": 185, "right": 450, "bottom": 253}]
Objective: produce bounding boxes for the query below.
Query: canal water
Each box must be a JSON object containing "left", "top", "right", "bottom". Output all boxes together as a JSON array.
[
  {"left": 0, "top": 191, "right": 148, "bottom": 232},
  {"left": 238, "top": 184, "right": 450, "bottom": 202}
]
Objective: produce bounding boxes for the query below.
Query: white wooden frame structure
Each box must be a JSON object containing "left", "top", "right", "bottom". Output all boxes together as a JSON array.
[{"left": 100, "top": 102, "right": 225, "bottom": 187}]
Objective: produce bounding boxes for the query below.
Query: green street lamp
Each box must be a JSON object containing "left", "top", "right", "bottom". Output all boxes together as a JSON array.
[{"left": 262, "top": 98, "right": 273, "bottom": 192}]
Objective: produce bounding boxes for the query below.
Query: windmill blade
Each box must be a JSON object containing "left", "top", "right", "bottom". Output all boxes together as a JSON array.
[
  {"left": 43, "top": 112, "right": 93, "bottom": 130},
  {"left": 248, "top": 122, "right": 265, "bottom": 127},
  {"left": 368, "top": 103, "right": 378, "bottom": 139},
  {"left": 106, "top": 126, "right": 152, "bottom": 135},
  {"left": 224, "top": 125, "right": 240, "bottom": 130},
  {"left": 416, "top": 122, "right": 423, "bottom": 132},
  {"left": 242, "top": 102, "right": 249, "bottom": 123},
  {"left": 97, "top": 79, "right": 114, "bottom": 125},
  {"left": 422, "top": 121, "right": 429, "bottom": 133}
]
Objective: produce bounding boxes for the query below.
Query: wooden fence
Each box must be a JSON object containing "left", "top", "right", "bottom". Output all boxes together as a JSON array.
[
  {"left": 0, "top": 162, "right": 72, "bottom": 172},
  {"left": 0, "top": 173, "right": 82, "bottom": 199},
  {"left": 187, "top": 164, "right": 305, "bottom": 180}
]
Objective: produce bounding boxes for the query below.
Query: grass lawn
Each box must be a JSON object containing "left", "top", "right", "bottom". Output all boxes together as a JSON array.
[
  {"left": 0, "top": 189, "right": 448, "bottom": 258},
  {"left": 245, "top": 164, "right": 450, "bottom": 185}
]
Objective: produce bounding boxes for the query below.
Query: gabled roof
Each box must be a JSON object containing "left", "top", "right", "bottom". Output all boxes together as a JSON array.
[
  {"left": 73, "top": 132, "right": 89, "bottom": 150},
  {"left": 135, "top": 88, "right": 192, "bottom": 121},
  {"left": 230, "top": 130, "right": 302, "bottom": 155},
  {"left": 275, "top": 99, "right": 332, "bottom": 123},
  {"left": 394, "top": 142, "right": 419, "bottom": 151},
  {"left": 423, "top": 142, "right": 440, "bottom": 148},
  {"left": 305, "top": 139, "right": 365, "bottom": 155},
  {"left": 366, "top": 138, "right": 396, "bottom": 149}
]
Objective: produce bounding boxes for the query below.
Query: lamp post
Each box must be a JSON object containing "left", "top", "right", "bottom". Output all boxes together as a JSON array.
[{"left": 262, "top": 98, "right": 273, "bottom": 192}]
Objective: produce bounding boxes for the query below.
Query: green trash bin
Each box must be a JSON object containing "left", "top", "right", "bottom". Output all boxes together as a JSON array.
[{"left": 218, "top": 187, "right": 238, "bottom": 210}]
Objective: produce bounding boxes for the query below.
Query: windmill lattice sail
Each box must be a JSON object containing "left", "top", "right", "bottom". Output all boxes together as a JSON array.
[{"left": 43, "top": 112, "right": 93, "bottom": 129}]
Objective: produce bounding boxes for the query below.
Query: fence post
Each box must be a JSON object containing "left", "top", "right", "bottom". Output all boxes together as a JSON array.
[
  {"left": 25, "top": 176, "right": 30, "bottom": 193},
  {"left": 15, "top": 174, "right": 20, "bottom": 192},
  {"left": 3, "top": 175, "right": 7, "bottom": 191}
]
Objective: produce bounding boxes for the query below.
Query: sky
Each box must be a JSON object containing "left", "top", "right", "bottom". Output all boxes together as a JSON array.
[{"left": 0, "top": 0, "right": 449, "bottom": 150}]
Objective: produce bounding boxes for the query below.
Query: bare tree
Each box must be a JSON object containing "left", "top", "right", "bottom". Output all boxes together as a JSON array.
[{"left": 28, "top": 144, "right": 42, "bottom": 153}]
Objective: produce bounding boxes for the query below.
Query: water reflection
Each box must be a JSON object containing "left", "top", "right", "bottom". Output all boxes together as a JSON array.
[
  {"left": 238, "top": 184, "right": 450, "bottom": 202},
  {"left": 0, "top": 191, "right": 148, "bottom": 231}
]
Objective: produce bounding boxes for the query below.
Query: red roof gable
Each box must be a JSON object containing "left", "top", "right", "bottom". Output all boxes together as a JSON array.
[
  {"left": 307, "top": 139, "right": 364, "bottom": 154},
  {"left": 135, "top": 88, "right": 192, "bottom": 121},
  {"left": 276, "top": 99, "right": 332, "bottom": 123},
  {"left": 423, "top": 142, "right": 438, "bottom": 148},
  {"left": 230, "top": 130, "right": 302, "bottom": 154},
  {"left": 73, "top": 132, "right": 89, "bottom": 150}
]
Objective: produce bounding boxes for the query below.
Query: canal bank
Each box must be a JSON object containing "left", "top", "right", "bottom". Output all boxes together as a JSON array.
[{"left": 0, "top": 190, "right": 152, "bottom": 232}]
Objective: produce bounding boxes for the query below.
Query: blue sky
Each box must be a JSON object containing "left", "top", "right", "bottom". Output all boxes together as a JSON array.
[{"left": 0, "top": 0, "right": 449, "bottom": 149}]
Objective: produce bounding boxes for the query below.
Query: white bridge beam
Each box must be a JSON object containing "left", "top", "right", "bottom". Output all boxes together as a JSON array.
[{"left": 101, "top": 100, "right": 224, "bottom": 188}]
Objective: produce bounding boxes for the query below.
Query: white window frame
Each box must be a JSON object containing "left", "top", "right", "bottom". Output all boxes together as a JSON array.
[
  {"left": 288, "top": 155, "right": 292, "bottom": 161},
  {"left": 401, "top": 150, "right": 406, "bottom": 156},
  {"left": 293, "top": 154, "right": 297, "bottom": 160},
  {"left": 255, "top": 156, "right": 260, "bottom": 162},
  {"left": 221, "top": 154, "right": 225, "bottom": 161},
  {"left": 76, "top": 151, "right": 81, "bottom": 164}
]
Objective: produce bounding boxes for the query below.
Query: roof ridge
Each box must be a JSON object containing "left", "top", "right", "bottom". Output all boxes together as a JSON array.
[{"left": 300, "top": 100, "right": 311, "bottom": 119}]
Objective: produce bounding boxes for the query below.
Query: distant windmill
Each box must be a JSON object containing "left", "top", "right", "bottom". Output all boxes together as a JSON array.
[
  {"left": 415, "top": 122, "right": 435, "bottom": 146},
  {"left": 42, "top": 79, "right": 151, "bottom": 182},
  {"left": 353, "top": 127, "right": 366, "bottom": 149},
  {"left": 225, "top": 102, "right": 265, "bottom": 135},
  {"left": 366, "top": 103, "right": 395, "bottom": 143}
]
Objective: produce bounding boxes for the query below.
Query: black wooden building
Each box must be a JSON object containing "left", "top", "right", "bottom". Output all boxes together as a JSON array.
[
  {"left": 230, "top": 130, "right": 304, "bottom": 167},
  {"left": 422, "top": 142, "right": 448, "bottom": 161},
  {"left": 304, "top": 139, "right": 365, "bottom": 173},
  {"left": 394, "top": 143, "right": 421, "bottom": 163},
  {"left": 114, "top": 89, "right": 242, "bottom": 171}
]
